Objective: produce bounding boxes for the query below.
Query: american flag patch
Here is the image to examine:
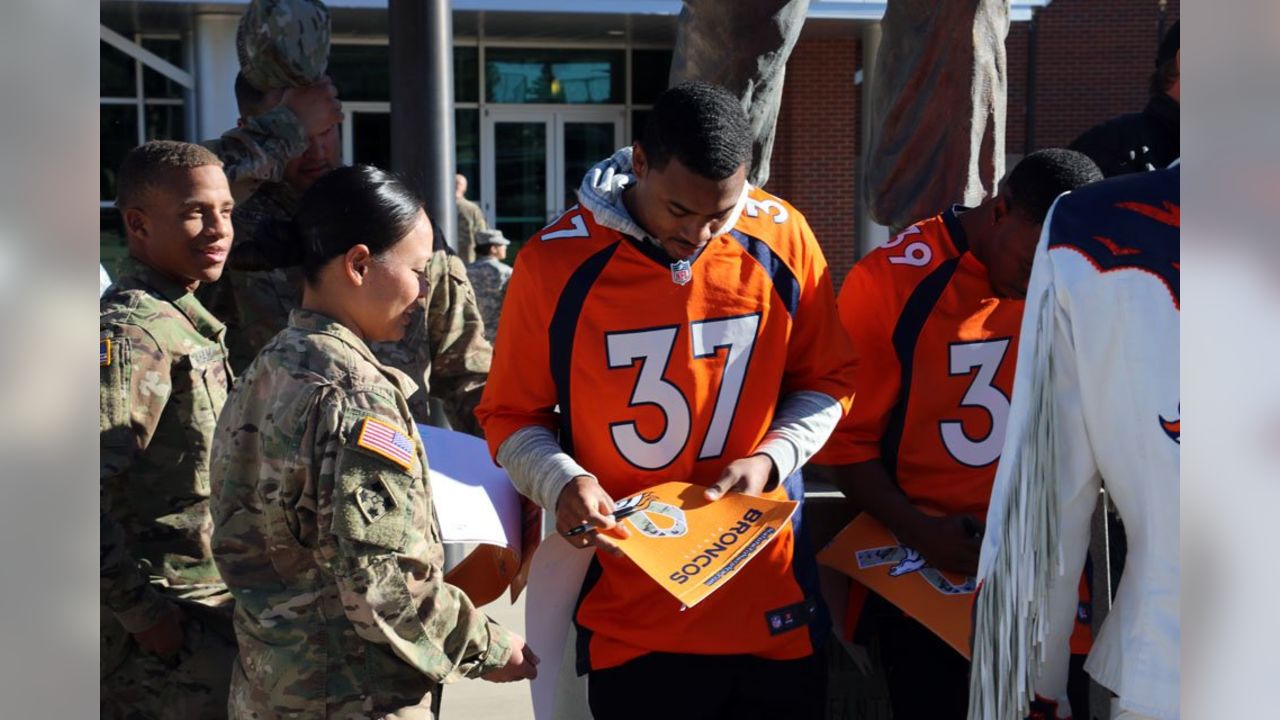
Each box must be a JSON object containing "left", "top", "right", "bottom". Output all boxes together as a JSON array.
[
  {"left": 100, "top": 338, "right": 112, "bottom": 367},
  {"left": 356, "top": 417, "right": 416, "bottom": 470}
]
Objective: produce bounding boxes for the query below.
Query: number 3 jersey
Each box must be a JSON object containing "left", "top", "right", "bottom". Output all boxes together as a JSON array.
[
  {"left": 478, "top": 186, "right": 856, "bottom": 671},
  {"left": 815, "top": 207, "right": 1023, "bottom": 518}
]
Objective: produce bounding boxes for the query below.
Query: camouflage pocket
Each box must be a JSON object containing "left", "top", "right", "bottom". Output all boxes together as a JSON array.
[{"left": 332, "top": 445, "right": 413, "bottom": 554}]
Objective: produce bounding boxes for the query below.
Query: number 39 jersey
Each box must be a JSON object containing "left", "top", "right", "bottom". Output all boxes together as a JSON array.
[
  {"left": 814, "top": 207, "right": 1023, "bottom": 517},
  {"left": 478, "top": 187, "right": 855, "bottom": 670}
]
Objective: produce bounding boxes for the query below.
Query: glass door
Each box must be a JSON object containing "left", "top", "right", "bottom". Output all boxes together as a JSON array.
[
  {"left": 554, "top": 108, "right": 625, "bottom": 219},
  {"left": 481, "top": 109, "right": 553, "bottom": 252},
  {"left": 483, "top": 107, "right": 623, "bottom": 249}
]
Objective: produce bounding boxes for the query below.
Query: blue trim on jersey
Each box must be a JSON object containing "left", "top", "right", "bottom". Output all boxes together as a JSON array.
[
  {"left": 550, "top": 242, "right": 621, "bottom": 455},
  {"left": 1048, "top": 164, "right": 1180, "bottom": 306},
  {"left": 784, "top": 470, "right": 831, "bottom": 650},
  {"left": 728, "top": 229, "right": 801, "bottom": 317},
  {"left": 882, "top": 257, "right": 962, "bottom": 477},
  {"left": 941, "top": 205, "right": 971, "bottom": 255},
  {"left": 573, "top": 556, "right": 604, "bottom": 676}
]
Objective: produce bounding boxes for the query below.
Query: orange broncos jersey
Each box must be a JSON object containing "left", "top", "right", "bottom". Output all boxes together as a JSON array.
[
  {"left": 816, "top": 207, "right": 1091, "bottom": 653},
  {"left": 478, "top": 187, "right": 856, "bottom": 672},
  {"left": 816, "top": 207, "right": 1022, "bottom": 516}
]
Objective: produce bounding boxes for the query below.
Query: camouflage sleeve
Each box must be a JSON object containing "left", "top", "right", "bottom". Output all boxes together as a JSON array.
[
  {"left": 314, "top": 388, "right": 511, "bottom": 681},
  {"left": 202, "top": 104, "right": 307, "bottom": 202},
  {"left": 99, "top": 323, "right": 174, "bottom": 631},
  {"left": 426, "top": 251, "right": 492, "bottom": 436}
]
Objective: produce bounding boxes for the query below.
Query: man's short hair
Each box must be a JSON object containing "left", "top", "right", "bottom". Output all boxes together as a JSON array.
[
  {"left": 116, "top": 140, "right": 223, "bottom": 209},
  {"left": 639, "top": 80, "right": 751, "bottom": 181},
  {"left": 235, "top": 71, "right": 270, "bottom": 118},
  {"left": 1005, "top": 149, "right": 1103, "bottom": 224}
]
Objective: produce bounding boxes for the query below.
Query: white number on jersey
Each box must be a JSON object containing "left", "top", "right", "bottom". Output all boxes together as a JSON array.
[
  {"left": 884, "top": 225, "right": 933, "bottom": 267},
  {"left": 606, "top": 314, "right": 761, "bottom": 469},
  {"left": 939, "top": 338, "right": 1012, "bottom": 467},
  {"left": 743, "top": 198, "right": 789, "bottom": 224}
]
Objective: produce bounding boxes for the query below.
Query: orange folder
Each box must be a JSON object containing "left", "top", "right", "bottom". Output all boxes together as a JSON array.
[
  {"left": 609, "top": 481, "right": 798, "bottom": 609},
  {"left": 818, "top": 513, "right": 977, "bottom": 658}
]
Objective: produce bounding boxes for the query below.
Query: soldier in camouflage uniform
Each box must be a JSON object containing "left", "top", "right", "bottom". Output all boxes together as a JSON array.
[
  {"left": 210, "top": 166, "right": 536, "bottom": 718},
  {"left": 100, "top": 141, "right": 239, "bottom": 719},
  {"left": 464, "top": 228, "right": 513, "bottom": 346},
  {"left": 455, "top": 173, "right": 487, "bottom": 264},
  {"left": 200, "top": 0, "right": 492, "bottom": 432}
]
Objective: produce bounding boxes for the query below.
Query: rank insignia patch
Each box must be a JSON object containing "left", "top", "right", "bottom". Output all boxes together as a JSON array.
[{"left": 354, "top": 478, "right": 398, "bottom": 524}]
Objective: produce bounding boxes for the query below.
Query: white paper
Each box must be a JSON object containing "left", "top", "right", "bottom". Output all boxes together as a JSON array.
[{"left": 418, "top": 424, "right": 520, "bottom": 551}]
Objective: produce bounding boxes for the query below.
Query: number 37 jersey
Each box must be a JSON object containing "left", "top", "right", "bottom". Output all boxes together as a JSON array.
[
  {"left": 478, "top": 187, "right": 855, "bottom": 669},
  {"left": 814, "top": 207, "right": 1024, "bottom": 518}
]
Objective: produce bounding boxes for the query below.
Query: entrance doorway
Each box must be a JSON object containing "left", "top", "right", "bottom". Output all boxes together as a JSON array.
[{"left": 481, "top": 107, "right": 624, "bottom": 248}]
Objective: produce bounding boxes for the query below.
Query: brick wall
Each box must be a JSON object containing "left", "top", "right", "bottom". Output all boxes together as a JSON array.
[
  {"left": 1015, "top": 0, "right": 1180, "bottom": 151},
  {"left": 766, "top": 34, "right": 861, "bottom": 285},
  {"left": 766, "top": 0, "right": 1178, "bottom": 281}
]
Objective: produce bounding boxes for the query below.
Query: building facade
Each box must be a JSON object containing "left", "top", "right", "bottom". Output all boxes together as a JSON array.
[{"left": 100, "top": 0, "right": 1178, "bottom": 284}]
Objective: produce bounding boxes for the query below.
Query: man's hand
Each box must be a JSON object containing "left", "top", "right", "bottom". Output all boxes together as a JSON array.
[
  {"left": 282, "top": 77, "right": 343, "bottom": 138},
  {"left": 704, "top": 454, "right": 776, "bottom": 502},
  {"left": 481, "top": 631, "right": 540, "bottom": 683},
  {"left": 132, "top": 602, "right": 184, "bottom": 658},
  {"left": 555, "top": 476, "right": 629, "bottom": 556},
  {"left": 903, "top": 513, "right": 984, "bottom": 577}
]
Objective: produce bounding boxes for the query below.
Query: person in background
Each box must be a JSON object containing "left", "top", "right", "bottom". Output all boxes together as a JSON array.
[
  {"left": 210, "top": 165, "right": 538, "bottom": 719},
  {"left": 200, "top": 68, "right": 492, "bottom": 432},
  {"left": 456, "top": 172, "right": 488, "bottom": 264},
  {"left": 1070, "top": 20, "right": 1179, "bottom": 177},
  {"left": 100, "top": 141, "right": 238, "bottom": 719},
  {"left": 813, "top": 149, "right": 1103, "bottom": 718},
  {"left": 466, "top": 228, "right": 514, "bottom": 345}
]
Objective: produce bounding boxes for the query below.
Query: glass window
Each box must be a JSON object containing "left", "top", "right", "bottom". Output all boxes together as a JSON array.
[
  {"left": 456, "top": 108, "right": 480, "bottom": 194},
  {"left": 101, "top": 105, "right": 138, "bottom": 201},
  {"left": 144, "top": 105, "right": 185, "bottom": 143},
  {"left": 631, "top": 49, "right": 672, "bottom": 105},
  {"left": 101, "top": 208, "right": 128, "bottom": 280},
  {"left": 455, "top": 46, "right": 479, "bottom": 103},
  {"left": 329, "top": 44, "right": 480, "bottom": 103},
  {"left": 351, "top": 112, "right": 390, "bottom": 168},
  {"left": 631, "top": 110, "right": 651, "bottom": 143},
  {"left": 141, "top": 38, "right": 185, "bottom": 99},
  {"left": 328, "top": 44, "right": 390, "bottom": 102},
  {"left": 485, "top": 48, "right": 624, "bottom": 104},
  {"left": 101, "top": 41, "right": 136, "bottom": 97}
]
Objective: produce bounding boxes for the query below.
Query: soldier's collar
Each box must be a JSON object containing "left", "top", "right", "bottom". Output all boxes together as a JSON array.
[
  {"left": 288, "top": 309, "right": 420, "bottom": 397},
  {"left": 116, "top": 256, "right": 193, "bottom": 302}
]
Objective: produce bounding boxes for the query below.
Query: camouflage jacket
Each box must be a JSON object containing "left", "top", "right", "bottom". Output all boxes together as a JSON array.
[
  {"left": 100, "top": 258, "right": 234, "bottom": 633},
  {"left": 455, "top": 196, "right": 487, "bottom": 264},
  {"left": 201, "top": 105, "right": 308, "bottom": 202},
  {"left": 210, "top": 309, "right": 510, "bottom": 717},
  {"left": 199, "top": 181, "right": 493, "bottom": 434},
  {"left": 464, "top": 257, "right": 512, "bottom": 346}
]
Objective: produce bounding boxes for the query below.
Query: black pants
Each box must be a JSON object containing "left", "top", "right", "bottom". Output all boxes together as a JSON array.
[{"left": 588, "top": 651, "right": 826, "bottom": 720}]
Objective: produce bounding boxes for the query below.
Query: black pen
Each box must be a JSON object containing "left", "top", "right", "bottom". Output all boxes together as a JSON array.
[{"left": 563, "top": 506, "right": 642, "bottom": 537}]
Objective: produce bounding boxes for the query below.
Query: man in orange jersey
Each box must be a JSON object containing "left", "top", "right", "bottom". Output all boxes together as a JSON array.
[
  {"left": 477, "top": 81, "right": 856, "bottom": 719},
  {"left": 813, "top": 149, "right": 1102, "bottom": 718}
]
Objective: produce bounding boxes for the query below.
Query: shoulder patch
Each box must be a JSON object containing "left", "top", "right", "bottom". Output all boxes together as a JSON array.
[
  {"left": 100, "top": 338, "right": 112, "bottom": 367},
  {"left": 354, "top": 476, "right": 400, "bottom": 524},
  {"left": 355, "top": 416, "right": 416, "bottom": 471}
]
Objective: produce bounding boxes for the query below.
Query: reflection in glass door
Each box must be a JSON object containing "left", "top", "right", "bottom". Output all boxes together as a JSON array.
[
  {"left": 483, "top": 107, "right": 623, "bottom": 252},
  {"left": 559, "top": 119, "right": 619, "bottom": 216},
  {"left": 492, "top": 120, "right": 551, "bottom": 250}
]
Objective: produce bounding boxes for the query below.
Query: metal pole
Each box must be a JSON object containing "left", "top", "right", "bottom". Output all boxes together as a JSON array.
[{"left": 389, "top": 0, "right": 457, "bottom": 251}]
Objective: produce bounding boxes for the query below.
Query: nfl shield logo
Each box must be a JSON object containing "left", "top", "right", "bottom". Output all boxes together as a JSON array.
[{"left": 670, "top": 259, "right": 693, "bottom": 285}]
